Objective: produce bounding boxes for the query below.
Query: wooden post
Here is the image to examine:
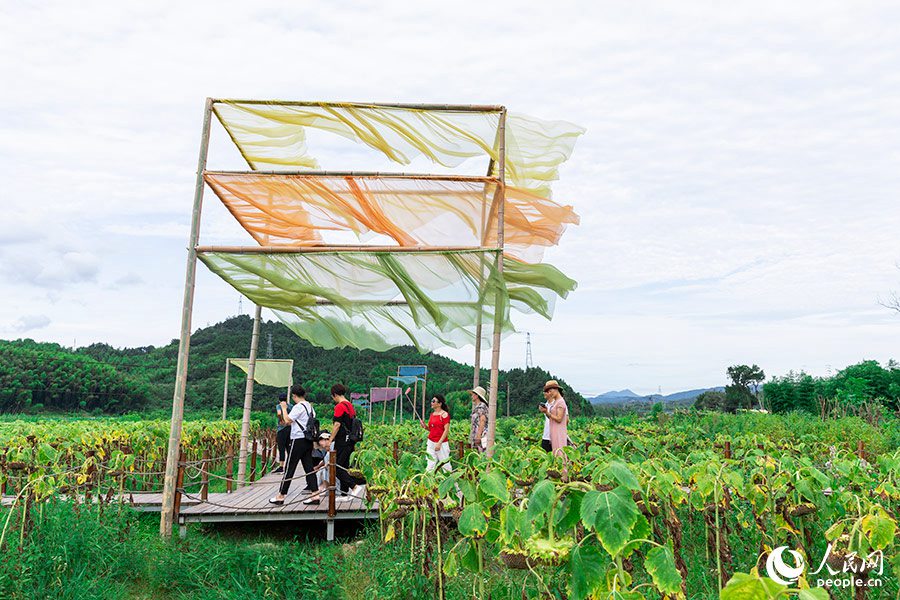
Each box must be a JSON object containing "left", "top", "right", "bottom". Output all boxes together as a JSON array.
[
  {"left": 237, "top": 305, "right": 262, "bottom": 486},
  {"left": 457, "top": 440, "right": 465, "bottom": 459},
  {"left": 261, "top": 437, "right": 269, "bottom": 474},
  {"left": 222, "top": 359, "right": 230, "bottom": 420},
  {"left": 160, "top": 97, "right": 214, "bottom": 537},
  {"left": 225, "top": 445, "right": 234, "bottom": 493},
  {"left": 485, "top": 108, "right": 507, "bottom": 458},
  {"left": 200, "top": 449, "right": 209, "bottom": 501},
  {"left": 250, "top": 439, "right": 258, "bottom": 483},
  {"left": 173, "top": 450, "right": 186, "bottom": 524},
  {"left": 392, "top": 440, "right": 399, "bottom": 463},
  {"left": 328, "top": 447, "right": 337, "bottom": 518},
  {"left": 857, "top": 440, "right": 865, "bottom": 460},
  {"left": 724, "top": 441, "right": 732, "bottom": 459}
]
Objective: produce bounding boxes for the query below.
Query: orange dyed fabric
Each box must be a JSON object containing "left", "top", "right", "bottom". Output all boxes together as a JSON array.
[{"left": 204, "top": 173, "right": 579, "bottom": 262}]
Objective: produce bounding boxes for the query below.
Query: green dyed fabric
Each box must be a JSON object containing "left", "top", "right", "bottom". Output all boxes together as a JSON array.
[
  {"left": 197, "top": 250, "right": 575, "bottom": 352},
  {"left": 227, "top": 359, "right": 293, "bottom": 387}
]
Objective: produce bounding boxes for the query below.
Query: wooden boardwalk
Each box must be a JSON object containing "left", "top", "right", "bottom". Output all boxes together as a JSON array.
[{"left": 176, "top": 472, "right": 378, "bottom": 540}]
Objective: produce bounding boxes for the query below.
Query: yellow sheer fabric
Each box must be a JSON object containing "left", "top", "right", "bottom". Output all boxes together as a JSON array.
[
  {"left": 213, "top": 102, "right": 584, "bottom": 197},
  {"left": 204, "top": 173, "right": 579, "bottom": 262}
]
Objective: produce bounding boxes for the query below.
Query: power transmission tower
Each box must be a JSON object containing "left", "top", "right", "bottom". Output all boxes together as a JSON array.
[
  {"left": 238, "top": 296, "right": 243, "bottom": 315},
  {"left": 266, "top": 332, "right": 273, "bottom": 359},
  {"left": 525, "top": 332, "right": 533, "bottom": 369}
]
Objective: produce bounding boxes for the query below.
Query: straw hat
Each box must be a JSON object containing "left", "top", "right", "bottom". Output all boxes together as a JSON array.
[
  {"left": 471, "top": 386, "right": 488, "bottom": 403},
  {"left": 543, "top": 380, "right": 561, "bottom": 392}
]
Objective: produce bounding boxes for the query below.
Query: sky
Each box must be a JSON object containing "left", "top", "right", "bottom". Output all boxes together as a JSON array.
[{"left": 2, "top": 1, "right": 900, "bottom": 397}]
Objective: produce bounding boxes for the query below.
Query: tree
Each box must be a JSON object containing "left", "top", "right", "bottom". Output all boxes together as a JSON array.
[{"left": 726, "top": 364, "right": 765, "bottom": 410}]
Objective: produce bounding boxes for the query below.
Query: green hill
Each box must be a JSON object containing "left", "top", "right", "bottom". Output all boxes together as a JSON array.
[{"left": 2, "top": 316, "right": 591, "bottom": 417}]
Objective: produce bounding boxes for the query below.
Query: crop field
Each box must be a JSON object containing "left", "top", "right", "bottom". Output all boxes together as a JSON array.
[{"left": 0, "top": 411, "right": 898, "bottom": 599}]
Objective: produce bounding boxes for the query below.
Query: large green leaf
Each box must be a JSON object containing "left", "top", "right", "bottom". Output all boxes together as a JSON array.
[
  {"left": 862, "top": 510, "right": 896, "bottom": 550},
  {"left": 721, "top": 572, "right": 786, "bottom": 600},
  {"left": 606, "top": 460, "right": 640, "bottom": 491},
  {"left": 580, "top": 486, "right": 640, "bottom": 557},
  {"left": 556, "top": 490, "right": 585, "bottom": 532},
  {"left": 501, "top": 505, "right": 522, "bottom": 544},
  {"left": 479, "top": 470, "right": 509, "bottom": 503},
  {"left": 527, "top": 480, "right": 556, "bottom": 522},
  {"left": 568, "top": 545, "right": 606, "bottom": 600},
  {"left": 645, "top": 543, "right": 683, "bottom": 597},
  {"left": 797, "top": 589, "right": 829, "bottom": 600},
  {"left": 437, "top": 472, "right": 461, "bottom": 498},
  {"left": 458, "top": 503, "right": 488, "bottom": 538}
]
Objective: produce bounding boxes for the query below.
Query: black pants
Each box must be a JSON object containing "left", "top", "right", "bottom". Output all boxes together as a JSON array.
[
  {"left": 279, "top": 438, "right": 318, "bottom": 496},
  {"left": 276, "top": 427, "right": 290, "bottom": 462},
  {"left": 335, "top": 443, "right": 363, "bottom": 494},
  {"left": 541, "top": 439, "right": 552, "bottom": 453}
]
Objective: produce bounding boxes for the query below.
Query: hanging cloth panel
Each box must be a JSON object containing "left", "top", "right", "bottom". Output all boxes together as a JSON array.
[
  {"left": 204, "top": 173, "right": 579, "bottom": 263},
  {"left": 227, "top": 358, "right": 293, "bottom": 387},
  {"left": 196, "top": 250, "right": 576, "bottom": 351},
  {"left": 370, "top": 387, "right": 402, "bottom": 403},
  {"left": 212, "top": 102, "right": 584, "bottom": 197}
]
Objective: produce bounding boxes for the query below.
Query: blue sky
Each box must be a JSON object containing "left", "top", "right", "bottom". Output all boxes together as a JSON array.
[{"left": 2, "top": 1, "right": 900, "bottom": 396}]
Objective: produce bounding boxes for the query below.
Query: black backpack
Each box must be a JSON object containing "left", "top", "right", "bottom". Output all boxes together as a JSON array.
[
  {"left": 348, "top": 416, "right": 364, "bottom": 443},
  {"left": 300, "top": 404, "right": 320, "bottom": 441}
]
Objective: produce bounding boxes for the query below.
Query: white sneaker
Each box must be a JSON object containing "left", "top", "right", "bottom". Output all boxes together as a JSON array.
[{"left": 347, "top": 485, "right": 367, "bottom": 500}]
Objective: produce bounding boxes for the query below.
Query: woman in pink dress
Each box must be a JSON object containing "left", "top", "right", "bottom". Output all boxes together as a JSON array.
[{"left": 538, "top": 380, "right": 569, "bottom": 458}]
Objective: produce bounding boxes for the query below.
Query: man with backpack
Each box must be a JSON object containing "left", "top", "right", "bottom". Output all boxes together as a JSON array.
[
  {"left": 328, "top": 383, "right": 366, "bottom": 501},
  {"left": 269, "top": 384, "right": 321, "bottom": 506}
]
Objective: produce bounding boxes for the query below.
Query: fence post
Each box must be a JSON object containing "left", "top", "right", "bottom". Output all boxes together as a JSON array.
[
  {"left": 261, "top": 438, "right": 269, "bottom": 475},
  {"left": 201, "top": 449, "right": 209, "bottom": 501},
  {"left": 173, "top": 449, "right": 186, "bottom": 522},
  {"left": 857, "top": 440, "right": 865, "bottom": 460},
  {"left": 328, "top": 449, "right": 337, "bottom": 518},
  {"left": 392, "top": 440, "right": 399, "bottom": 463},
  {"left": 250, "top": 440, "right": 258, "bottom": 482},
  {"left": 457, "top": 440, "right": 464, "bottom": 459},
  {"left": 724, "top": 441, "right": 732, "bottom": 459},
  {"left": 225, "top": 445, "right": 234, "bottom": 493}
]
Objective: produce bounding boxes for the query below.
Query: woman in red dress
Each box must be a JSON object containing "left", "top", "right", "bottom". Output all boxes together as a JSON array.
[{"left": 421, "top": 394, "right": 452, "bottom": 472}]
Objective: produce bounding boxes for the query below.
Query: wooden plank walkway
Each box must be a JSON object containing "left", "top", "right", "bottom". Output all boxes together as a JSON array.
[
  {"left": 1, "top": 491, "right": 199, "bottom": 510},
  {"left": 176, "top": 472, "right": 378, "bottom": 540}
]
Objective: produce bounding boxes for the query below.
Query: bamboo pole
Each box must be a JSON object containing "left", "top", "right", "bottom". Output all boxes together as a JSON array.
[
  {"left": 485, "top": 108, "right": 507, "bottom": 459},
  {"left": 212, "top": 99, "right": 504, "bottom": 112},
  {"left": 196, "top": 245, "right": 500, "bottom": 254},
  {"left": 160, "top": 97, "right": 214, "bottom": 538},
  {"left": 221, "top": 359, "right": 230, "bottom": 420},
  {"left": 236, "top": 305, "right": 262, "bottom": 486},
  {"left": 205, "top": 170, "right": 500, "bottom": 182}
]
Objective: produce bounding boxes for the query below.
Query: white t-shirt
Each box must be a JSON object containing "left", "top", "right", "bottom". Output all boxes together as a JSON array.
[{"left": 288, "top": 401, "right": 315, "bottom": 440}]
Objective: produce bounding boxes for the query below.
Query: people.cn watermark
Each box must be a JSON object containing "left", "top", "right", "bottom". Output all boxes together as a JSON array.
[{"left": 765, "top": 544, "right": 884, "bottom": 589}]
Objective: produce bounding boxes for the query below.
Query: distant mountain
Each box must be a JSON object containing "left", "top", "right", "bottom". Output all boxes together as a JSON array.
[
  {"left": 592, "top": 389, "right": 641, "bottom": 400},
  {"left": 587, "top": 386, "right": 724, "bottom": 406}
]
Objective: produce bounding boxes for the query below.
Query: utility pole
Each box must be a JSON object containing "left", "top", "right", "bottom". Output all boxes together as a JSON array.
[{"left": 525, "top": 332, "right": 533, "bottom": 369}]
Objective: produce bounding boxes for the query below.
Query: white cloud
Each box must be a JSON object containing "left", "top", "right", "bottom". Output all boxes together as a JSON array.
[{"left": 11, "top": 314, "right": 51, "bottom": 333}]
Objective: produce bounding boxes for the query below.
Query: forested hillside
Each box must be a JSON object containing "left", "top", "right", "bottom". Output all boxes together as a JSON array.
[
  {"left": 0, "top": 340, "right": 151, "bottom": 412},
  {"left": 2, "top": 316, "right": 591, "bottom": 416}
]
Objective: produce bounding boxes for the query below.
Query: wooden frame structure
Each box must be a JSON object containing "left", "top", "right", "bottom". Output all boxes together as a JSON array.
[{"left": 160, "top": 99, "right": 508, "bottom": 537}]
